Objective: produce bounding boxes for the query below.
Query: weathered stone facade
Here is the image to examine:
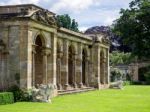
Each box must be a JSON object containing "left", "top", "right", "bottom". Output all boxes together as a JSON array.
[{"left": 0, "top": 4, "right": 110, "bottom": 96}]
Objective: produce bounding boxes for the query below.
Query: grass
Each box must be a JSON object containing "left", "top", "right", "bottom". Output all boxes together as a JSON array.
[{"left": 0, "top": 86, "right": 150, "bottom": 112}]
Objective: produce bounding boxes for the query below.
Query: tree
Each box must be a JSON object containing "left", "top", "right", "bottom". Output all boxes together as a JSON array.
[
  {"left": 110, "top": 51, "right": 136, "bottom": 66},
  {"left": 56, "top": 14, "right": 79, "bottom": 32},
  {"left": 112, "top": 0, "right": 150, "bottom": 59}
]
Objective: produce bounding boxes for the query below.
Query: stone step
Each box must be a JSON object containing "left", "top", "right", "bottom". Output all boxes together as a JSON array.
[
  {"left": 58, "top": 87, "right": 96, "bottom": 95},
  {"left": 58, "top": 87, "right": 94, "bottom": 92}
]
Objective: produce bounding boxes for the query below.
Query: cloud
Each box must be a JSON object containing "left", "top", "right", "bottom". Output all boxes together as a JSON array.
[
  {"left": 75, "top": 8, "right": 120, "bottom": 30},
  {"left": 0, "top": 0, "right": 133, "bottom": 30},
  {"left": 50, "top": 0, "right": 99, "bottom": 13},
  {"left": 0, "top": 0, "right": 45, "bottom": 5}
]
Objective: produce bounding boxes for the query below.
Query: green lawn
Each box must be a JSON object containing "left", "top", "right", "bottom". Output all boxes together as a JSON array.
[{"left": 0, "top": 86, "right": 150, "bottom": 112}]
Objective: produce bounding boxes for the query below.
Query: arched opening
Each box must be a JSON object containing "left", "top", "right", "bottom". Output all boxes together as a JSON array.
[
  {"left": 68, "top": 46, "right": 74, "bottom": 86},
  {"left": 100, "top": 51, "right": 105, "bottom": 84},
  {"left": 34, "top": 35, "right": 45, "bottom": 85},
  {"left": 82, "top": 49, "right": 86, "bottom": 85}
]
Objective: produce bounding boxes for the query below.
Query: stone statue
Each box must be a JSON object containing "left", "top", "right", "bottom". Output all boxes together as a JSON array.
[
  {"left": 109, "top": 81, "right": 123, "bottom": 89},
  {"left": 32, "top": 84, "right": 54, "bottom": 103}
]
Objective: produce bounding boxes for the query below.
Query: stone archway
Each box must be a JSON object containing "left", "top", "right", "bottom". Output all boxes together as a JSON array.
[
  {"left": 34, "top": 35, "right": 45, "bottom": 85},
  {"left": 100, "top": 50, "right": 105, "bottom": 84}
]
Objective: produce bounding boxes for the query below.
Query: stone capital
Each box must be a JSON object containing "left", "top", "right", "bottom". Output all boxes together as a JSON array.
[
  {"left": 57, "top": 51, "right": 63, "bottom": 58},
  {"left": 32, "top": 44, "right": 38, "bottom": 54},
  {"left": 42, "top": 48, "right": 51, "bottom": 56}
]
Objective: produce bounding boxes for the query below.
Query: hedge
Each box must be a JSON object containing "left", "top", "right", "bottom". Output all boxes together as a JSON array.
[{"left": 0, "top": 92, "right": 14, "bottom": 105}]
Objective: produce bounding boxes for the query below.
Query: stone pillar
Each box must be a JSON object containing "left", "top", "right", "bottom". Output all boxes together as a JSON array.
[
  {"left": 101, "top": 57, "right": 106, "bottom": 85},
  {"left": 61, "top": 40, "right": 69, "bottom": 89},
  {"left": 51, "top": 32, "right": 58, "bottom": 97},
  {"left": 57, "top": 52, "right": 63, "bottom": 90},
  {"left": 32, "top": 45, "right": 36, "bottom": 87},
  {"left": 2, "top": 26, "right": 9, "bottom": 89},
  {"left": 85, "top": 56, "right": 89, "bottom": 87},
  {"left": 93, "top": 44, "right": 100, "bottom": 88},
  {"left": 43, "top": 54, "right": 47, "bottom": 84},
  {"left": 19, "top": 26, "right": 32, "bottom": 89},
  {"left": 52, "top": 33, "right": 57, "bottom": 87},
  {"left": 42, "top": 48, "right": 51, "bottom": 84},
  {"left": 0, "top": 51, "right": 3, "bottom": 90},
  {"left": 106, "top": 48, "right": 110, "bottom": 84},
  {"left": 76, "top": 43, "right": 83, "bottom": 88},
  {"left": 73, "top": 54, "right": 77, "bottom": 88},
  {"left": 78, "top": 58, "right": 83, "bottom": 88}
]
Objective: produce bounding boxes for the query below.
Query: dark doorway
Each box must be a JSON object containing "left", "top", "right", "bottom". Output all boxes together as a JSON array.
[
  {"left": 35, "top": 36, "right": 44, "bottom": 85},
  {"left": 82, "top": 49, "right": 86, "bottom": 85},
  {"left": 100, "top": 51, "right": 104, "bottom": 84},
  {"left": 68, "top": 46, "right": 74, "bottom": 85}
]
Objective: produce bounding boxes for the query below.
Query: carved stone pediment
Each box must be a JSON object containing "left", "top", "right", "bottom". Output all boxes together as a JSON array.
[
  {"left": 0, "top": 4, "right": 56, "bottom": 27},
  {"left": 31, "top": 9, "right": 56, "bottom": 26}
]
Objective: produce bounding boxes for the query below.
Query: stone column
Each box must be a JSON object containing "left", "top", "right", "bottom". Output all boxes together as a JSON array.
[
  {"left": 76, "top": 43, "right": 83, "bottom": 88},
  {"left": 73, "top": 54, "right": 77, "bottom": 88},
  {"left": 93, "top": 44, "right": 100, "bottom": 89},
  {"left": 101, "top": 57, "right": 106, "bottom": 85},
  {"left": 106, "top": 48, "right": 110, "bottom": 84},
  {"left": 32, "top": 45, "right": 36, "bottom": 87},
  {"left": 85, "top": 56, "right": 90, "bottom": 87},
  {"left": 57, "top": 52, "right": 63, "bottom": 90},
  {"left": 61, "top": 40, "right": 69, "bottom": 90},
  {"left": 42, "top": 48, "right": 51, "bottom": 84},
  {"left": 0, "top": 51, "right": 3, "bottom": 90},
  {"left": 52, "top": 33, "right": 57, "bottom": 88},
  {"left": 0, "top": 44, "right": 9, "bottom": 90},
  {"left": 103, "top": 50, "right": 108, "bottom": 85}
]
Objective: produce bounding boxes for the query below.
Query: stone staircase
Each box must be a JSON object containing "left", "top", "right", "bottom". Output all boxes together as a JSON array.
[{"left": 58, "top": 87, "right": 96, "bottom": 95}]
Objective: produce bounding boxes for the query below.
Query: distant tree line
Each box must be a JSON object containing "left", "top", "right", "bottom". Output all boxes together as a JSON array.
[{"left": 56, "top": 14, "right": 79, "bottom": 32}]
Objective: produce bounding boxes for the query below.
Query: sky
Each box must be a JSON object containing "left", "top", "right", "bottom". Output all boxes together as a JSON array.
[{"left": 0, "top": 0, "right": 133, "bottom": 31}]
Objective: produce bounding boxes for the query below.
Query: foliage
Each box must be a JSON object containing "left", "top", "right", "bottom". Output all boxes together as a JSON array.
[
  {"left": 0, "top": 86, "right": 150, "bottom": 112},
  {"left": 7, "top": 85, "right": 32, "bottom": 102},
  {"left": 144, "top": 71, "right": 150, "bottom": 84},
  {"left": 56, "top": 14, "right": 79, "bottom": 32},
  {"left": 123, "top": 81, "right": 132, "bottom": 86},
  {"left": 110, "top": 51, "right": 136, "bottom": 65},
  {"left": 0, "top": 92, "right": 14, "bottom": 105},
  {"left": 112, "top": 0, "right": 150, "bottom": 59}
]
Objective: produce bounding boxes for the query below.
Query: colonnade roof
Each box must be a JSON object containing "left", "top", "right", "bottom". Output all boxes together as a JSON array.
[{"left": 58, "top": 27, "right": 92, "bottom": 41}]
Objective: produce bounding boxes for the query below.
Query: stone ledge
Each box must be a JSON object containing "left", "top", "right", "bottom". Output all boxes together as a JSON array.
[{"left": 58, "top": 27, "right": 92, "bottom": 41}]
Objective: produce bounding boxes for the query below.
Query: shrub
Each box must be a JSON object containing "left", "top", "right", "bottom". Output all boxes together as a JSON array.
[
  {"left": 0, "top": 92, "right": 14, "bottom": 105},
  {"left": 132, "top": 81, "right": 142, "bottom": 85},
  {"left": 144, "top": 71, "right": 150, "bottom": 84},
  {"left": 123, "top": 81, "right": 132, "bottom": 86},
  {"left": 110, "top": 51, "right": 136, "bottom": 66},
  {"left": 7, "top": 85, "right": 32, "bottom": 102}
]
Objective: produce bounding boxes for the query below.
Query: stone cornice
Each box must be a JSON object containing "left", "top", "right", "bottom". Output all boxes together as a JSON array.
[{"left": 58, "top": 28, "right": 92, "bottom": 41}]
